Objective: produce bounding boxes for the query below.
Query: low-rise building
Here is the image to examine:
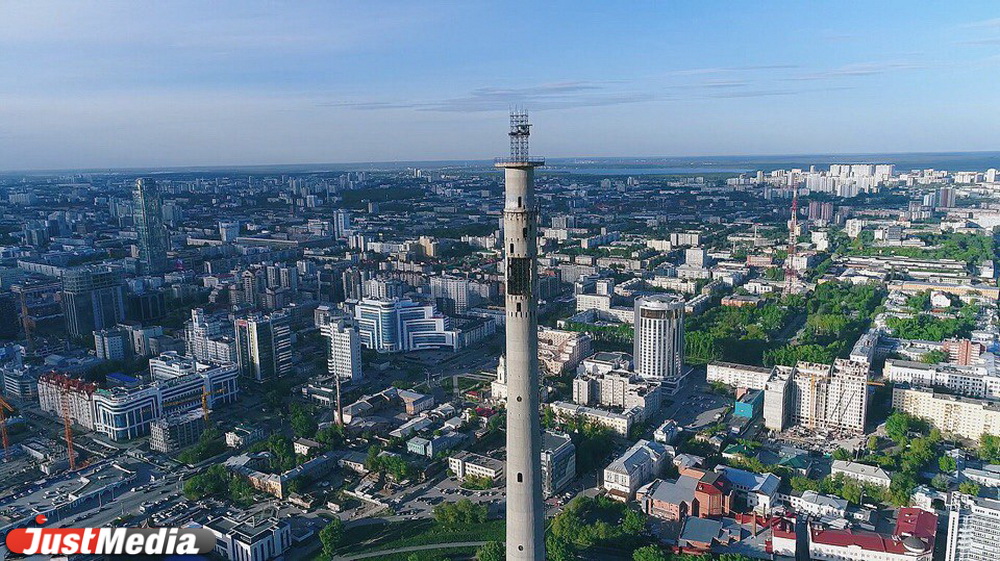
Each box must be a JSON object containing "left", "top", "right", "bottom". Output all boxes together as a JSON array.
[
  {"left": 831, "top": 460, "right": 892, "bottom": 488},
  {"left": 653, "top": 419, "right": 680, "bottom": 444},
  {"left": 549, "top": 400, "right": 634, "bottom": 436},
  {"left": 808, "top": 508, "right": 937, "bottom": 561},
  {"left": 961, "top": 464, "right": 1000, "bottom": 488},
  {"left": 603, "top": 439, "right": 670, "bottom": 501},
  {"left": 780, "top": 490, "right": 848, "bottom": 519},
  {"left": 449, "top": 452, "right": 503, "bottom": 482},
  {"left": 406, "top": 431, "right": 465, "bottom": 458},
  {"left": 293, "top": 438, "right": 323, "bottom": 457},
  {"left": 541, "top": 431, "right": 576, "bottom": 498},
  {"left": 203, "top": 515, "right": 291, "bottom": 561},
  {"left": 714, "top": 465, "right": 779, "bottom": 514},
  {"left": 226, "top": 425, "right": 266, "bottom": 448},
  {"left": 635, "top": 468, "right": 729, "bottom": 522},
  {"left": 707, "top": 361, "right": 774, "bottom": 390}
]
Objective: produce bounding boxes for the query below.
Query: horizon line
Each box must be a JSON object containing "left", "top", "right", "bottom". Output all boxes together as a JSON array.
[{"left": 3, "top": 149, "right": 1000, "bottom": 175}]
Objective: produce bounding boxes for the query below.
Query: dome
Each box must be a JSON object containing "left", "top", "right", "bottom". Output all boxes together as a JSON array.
[{"left": 902, "top": 535, "right": 928, "bottom": 553}]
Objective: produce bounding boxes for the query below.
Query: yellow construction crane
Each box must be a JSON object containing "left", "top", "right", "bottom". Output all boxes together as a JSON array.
[
  {"left": 0, "top": 396, "right": 15, "bottom": 460},
  {"left": 162, "top": 387, "right": 228, "bottom": 425}
]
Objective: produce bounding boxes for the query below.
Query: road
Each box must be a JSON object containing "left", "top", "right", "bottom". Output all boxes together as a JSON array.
[{"left": 332, "top": 541, "right": 487, "bottom": 561}]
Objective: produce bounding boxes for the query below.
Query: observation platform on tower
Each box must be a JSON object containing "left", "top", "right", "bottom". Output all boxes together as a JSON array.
[{"left": 495, "top": 157, "right": 545, "bottom": 168}]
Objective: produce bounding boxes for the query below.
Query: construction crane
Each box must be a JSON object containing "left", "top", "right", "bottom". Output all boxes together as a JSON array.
[
  {"left": 60, "top": 390, "right": 76, "bottom": 471},
  {"left": 162, "top": 386, "right": 229, "bottom": 425},
  {"left": 0, "top": 396, "right": 15, "bottom": 460}
]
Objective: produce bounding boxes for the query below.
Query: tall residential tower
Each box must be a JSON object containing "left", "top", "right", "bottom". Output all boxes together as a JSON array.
[
  {"left": 132, "top": 178, "right": 170, "bottom": 275},
  {"left": 633, "top": 294, "right": 687, "bottom": 395},
  {"left": 496, "top": 112, "right": 545, "bottom": 561}
]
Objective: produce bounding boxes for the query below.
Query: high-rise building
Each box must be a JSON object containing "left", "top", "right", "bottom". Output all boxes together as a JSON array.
[
  {"left": 61, "top": 266, "right": 126, "bottom": 338},
  {"left": 945, "top": 494, "right": 1000, "bottom": 561},
  {"left": 496, "top": 111, "right": 545, "bottom": 560},
  {"left": 322, "top": 318, "right": 362, "bottom": 383},
  {"left": 219, "top": 221, "right": 240, "bottom": 242},
  {"left": 341, "top": 267, "right": 369, "bottom": 302},
  {"left": 333, "top": 209, "right": 352, "bottom": 238},
  {"left": 185, "top": 308, "right": 237, "bottom": 364},
  {"left": 132, "top": 178, "right": 170, "bottom": 275},
  {"left": 234, "top": 311, "right": 292, "bottom": 382},
  {"left": 764, "top": 359, "right": 869, "bottom": 434},
  {"left": 430, "top": 275, "right": 472, "bottom": 315},
  {"left": 94, "top": 326, "right": 130, "bottom": 360},
  {"left": 266, "top": 263, "right": 298, "bottom": 294},
  {"left": 937, "top": 186, "right": 956, "bottom": 209},
  {"left": 363, "top": 277, "right": 405, "bottom": 300},
  {"left": 633, "top": 294, "right": 686, "bottom": 394}
]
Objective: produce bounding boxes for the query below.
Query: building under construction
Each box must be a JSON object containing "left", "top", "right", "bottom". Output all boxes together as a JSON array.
[{"left": 763, "top": 359, "right": 870, "bottom": 434}]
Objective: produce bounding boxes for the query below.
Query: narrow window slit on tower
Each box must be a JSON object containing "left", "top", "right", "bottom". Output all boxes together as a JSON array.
[{"left": 517, "top": 473, "right": 523, "bottom": 483}]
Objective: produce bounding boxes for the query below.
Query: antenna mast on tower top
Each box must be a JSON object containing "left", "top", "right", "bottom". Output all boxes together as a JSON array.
[
  {"left": 509, "top": 111, "right": 531, "bottom": 162},
  {"left": 498, "top": 111, "right": 543, "bottom": 167}
]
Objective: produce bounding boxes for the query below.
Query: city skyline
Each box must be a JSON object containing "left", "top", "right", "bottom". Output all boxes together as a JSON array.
[{"left": 3, "top": 1, "right": 1000, "bottom": 170}]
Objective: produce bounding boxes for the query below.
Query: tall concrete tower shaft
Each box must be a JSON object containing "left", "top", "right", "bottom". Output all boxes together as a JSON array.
[{"left": 496, "top": 112, "right": 545, "bottom": 561}]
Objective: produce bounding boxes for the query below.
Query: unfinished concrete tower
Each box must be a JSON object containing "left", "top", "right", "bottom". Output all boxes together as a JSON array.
[{"left": 496, "top": 111, "right": 544, "bottom": 560}]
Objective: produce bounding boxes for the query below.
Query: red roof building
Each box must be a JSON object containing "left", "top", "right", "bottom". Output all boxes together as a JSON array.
[{"left": 807, "top": 508, "right": 937, "bottom": 561}]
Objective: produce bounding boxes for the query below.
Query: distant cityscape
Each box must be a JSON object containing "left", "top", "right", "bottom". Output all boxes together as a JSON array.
[{"left": 0, "top": 130, "right": 998, "bottom": 561}]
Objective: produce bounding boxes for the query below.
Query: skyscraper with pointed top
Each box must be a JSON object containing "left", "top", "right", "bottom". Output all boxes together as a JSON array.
[{"left": 496, "top": 112, "right": 545, "bottom": 560}]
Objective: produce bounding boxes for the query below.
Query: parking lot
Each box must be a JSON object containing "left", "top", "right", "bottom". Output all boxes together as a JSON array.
[{"left": 673, "top": 391, "right": 732, "bottom": 431}]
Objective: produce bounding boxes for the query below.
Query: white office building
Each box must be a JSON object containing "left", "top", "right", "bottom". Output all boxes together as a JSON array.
[
  {"left": 322, "top": 318, "right": 362, "bottom": 383},
  {"left": 945, "top": 494, "right": 1000, "bottom": 561},
  {"left": 204, "top": 515, "right": 291, "bottom": 561},
  {"left": 354, "top": 297, "right": 459, "bottom": 353}
]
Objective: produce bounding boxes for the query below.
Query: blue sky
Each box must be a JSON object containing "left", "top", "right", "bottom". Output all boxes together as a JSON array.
[{"left": 2, "top": 1, "right": 1000, "bottom": 170}]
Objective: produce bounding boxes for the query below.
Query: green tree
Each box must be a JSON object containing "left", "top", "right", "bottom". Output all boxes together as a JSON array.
[
  {"left": 836, "top": 480, "right": 860, "bottom": 504},
  {"left": 931, "top": 474, "right": 950, "bottom": 491},
  {"left": 319, "top": 518, "right": 345, "bottom": 557},
  {"left": 981, "top": 434, "right": 1000, "bottom": 463},
  {"left": 316, "top": 424, "right": 345, "bottom": 449},
  {"left": 183, "top": 464, "right": 230, "bottom": 500},
  {"left": 920, "top": 350, "right": 949, "bottom": 364},
  {"left": 476, "top": 541, "right": 505, "bottom": 561},
  {"left": 866, "top": 435, "right": 879, "bottom": 451},
  {"left": 886, "top": 412, "right": 915, "bottom": 444},
  {"left": 832, "top": 448, "right": 852, "bottom": 461},
  {"left": 228, "top": 475, "right": 256, "bottom": 505},
  {"left": 545, "top": 534, "right": 576, "bottom": 561},
  {"left": 958, "top": 481, "right": 981, "bottom": 496},
  {"left": 939, "top": 455, "right": 957, "bottom": 473},
  {"left": 885, "top": 472, "right": 916, "bottom": 507},
  {"left": 290, "top": 403, "right": 318, "bottom": 439},
  {"left": 433, "top": 499, "right": 487, "bottom": 526},
  {"left": 621, "top": 508, "right": 646, "bottom": 535},
  {"left": 632, "top": 545, "right": 668, "bottom": 561}
]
